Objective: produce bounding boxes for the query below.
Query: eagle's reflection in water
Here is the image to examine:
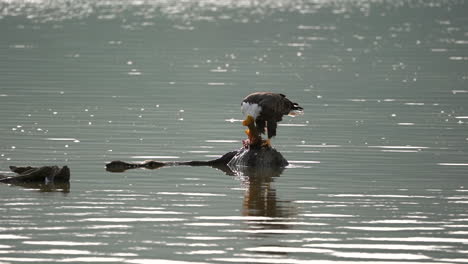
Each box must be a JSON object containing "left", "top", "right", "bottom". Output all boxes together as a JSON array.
[{"left": 229, "top": 166, "right": 297, "bottom": 239}]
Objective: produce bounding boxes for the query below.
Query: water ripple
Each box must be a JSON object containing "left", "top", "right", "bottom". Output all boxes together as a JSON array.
[
  {"left": 23, "top": 241, "right": 106, "bottom": 246},
  {"left": 80, "top": 217, "right": 186, "bottom": 222},
  {"left": 358, "top": 237, "right": 468, "bottom": 244}
]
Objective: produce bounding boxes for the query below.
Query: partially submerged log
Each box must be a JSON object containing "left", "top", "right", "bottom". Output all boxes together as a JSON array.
[
  {"left": 0, "top": 165, "right": 70, "bottom": 184},
  {"left": 106, "top": 144, "right": 288, "bottom": 175}
]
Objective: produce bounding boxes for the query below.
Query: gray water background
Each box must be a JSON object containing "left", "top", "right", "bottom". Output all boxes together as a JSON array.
[{"left": 1, "top": 0, "right": 468, "bottom": 263}]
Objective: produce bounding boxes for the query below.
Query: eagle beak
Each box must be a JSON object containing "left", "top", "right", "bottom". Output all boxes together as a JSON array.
[{"left": 242, "top": 115, "right": 255, "bottom": 126}]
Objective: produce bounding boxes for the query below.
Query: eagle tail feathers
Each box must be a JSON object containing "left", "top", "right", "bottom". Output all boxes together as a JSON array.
[{"left": 288, "top": 102, "right": 304, "bottom": 116}]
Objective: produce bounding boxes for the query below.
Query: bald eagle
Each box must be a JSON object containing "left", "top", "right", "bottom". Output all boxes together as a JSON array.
[{"left": 241, "top": 92, "right": 303, "bottom": 146}]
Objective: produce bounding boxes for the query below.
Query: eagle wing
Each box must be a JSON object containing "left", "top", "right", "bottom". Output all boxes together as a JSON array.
[{"left": 243, "top": 92, "right": 298, "bottom": 120}]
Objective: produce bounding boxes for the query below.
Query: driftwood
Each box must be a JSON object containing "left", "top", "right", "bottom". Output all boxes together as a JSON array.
[
  {"left": 0, "top": 166, "right": 70, "bottom": 192},
  {"left": 106, "top": 145, "right": 288, "bottom": 175},
  {"left": 0, "top": 165, "right": 70, "bottom": 183}
]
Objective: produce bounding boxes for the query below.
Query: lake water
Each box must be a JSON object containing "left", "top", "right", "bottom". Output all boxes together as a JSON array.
[{"left": 1, "top": 0, "right": 468, "bottom": 263}]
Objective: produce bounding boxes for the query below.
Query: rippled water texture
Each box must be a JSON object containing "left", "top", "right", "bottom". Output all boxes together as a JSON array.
[{"left": 1, "top": 0, "right": 468, "bottom": 263}]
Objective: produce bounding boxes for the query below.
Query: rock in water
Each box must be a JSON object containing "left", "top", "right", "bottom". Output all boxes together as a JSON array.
[{"left": 227, "top": 145, "right": 289, "bottom": 169}]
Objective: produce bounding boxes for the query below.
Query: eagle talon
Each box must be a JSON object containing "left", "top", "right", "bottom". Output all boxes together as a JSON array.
[{"left": 261, "top": 139, "right": 272, "bottom": 148}]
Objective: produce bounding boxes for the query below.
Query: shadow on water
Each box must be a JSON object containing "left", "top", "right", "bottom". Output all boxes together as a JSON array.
[
  {"left": 1, "top": 181, "right": 70, "bottom": 193},
  {"left": 107, "top": 146, "right": 295, "bottom": 205},
  {"left": 106, "top": 155, "right": 296, "bottom": 225}
]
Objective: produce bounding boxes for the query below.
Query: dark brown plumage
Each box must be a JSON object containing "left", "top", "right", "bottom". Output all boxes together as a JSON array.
[{"left": 241, "top": 92, "right": 303, "bottom": 140}]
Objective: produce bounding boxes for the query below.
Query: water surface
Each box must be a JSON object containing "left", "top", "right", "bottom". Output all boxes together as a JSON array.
[{"left": 1, "top": 0, "right": 468, "bottom": 263}]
